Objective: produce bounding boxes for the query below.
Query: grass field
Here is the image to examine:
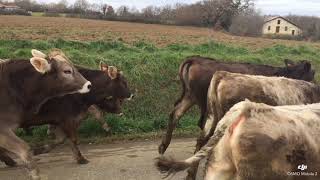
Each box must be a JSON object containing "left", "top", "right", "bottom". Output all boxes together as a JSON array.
[{"left": 0, "top": 16, "right": 320, "bottom": 140}]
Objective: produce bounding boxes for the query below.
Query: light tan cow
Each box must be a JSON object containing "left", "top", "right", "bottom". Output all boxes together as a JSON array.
[{"left": 156, "top": 100, "right": 320, "bottom": 180}]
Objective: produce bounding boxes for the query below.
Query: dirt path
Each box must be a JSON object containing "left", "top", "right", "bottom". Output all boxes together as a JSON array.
[{"left": 0, "top": 138, "right": 195, "bottom": 180}]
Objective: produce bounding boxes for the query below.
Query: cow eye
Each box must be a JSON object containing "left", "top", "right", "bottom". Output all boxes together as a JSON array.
[{"left": 64, "top": 70, "right": 72, "bottom": 74}]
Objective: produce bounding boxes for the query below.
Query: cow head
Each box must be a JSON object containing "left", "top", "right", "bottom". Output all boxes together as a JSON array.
[
  {"left": 284, "top": 59, "right": 315, "bottom": 82},
  {"left": 84, "top": 63, "right": 133, "bottom": 114},
  {"left": 30, "top": 49, "right": 91, "bottom": 96}
]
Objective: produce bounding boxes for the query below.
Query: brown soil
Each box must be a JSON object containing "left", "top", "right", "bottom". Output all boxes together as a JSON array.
[{"left": 1, "top": 16, "right": 320, "bottom": 49}]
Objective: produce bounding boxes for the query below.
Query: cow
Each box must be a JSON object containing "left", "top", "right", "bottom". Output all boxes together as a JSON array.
[
  {"left": 156, "top": 101, "right": 320, "bottom": 180},
  {"left": 158, "top": 71, "right": 320, "bottom": 179},
  {"left": 0, "top": 62, "right": 133, "bottom": 168},
  {"left": 158, "top": 56, "right": 315, "bottom": 155},
  {"left": 197, "top": 71, "right": 320, "bottom": 153},
  {"left": 0, "top": 49, "right": 91, "bottom": 180}
]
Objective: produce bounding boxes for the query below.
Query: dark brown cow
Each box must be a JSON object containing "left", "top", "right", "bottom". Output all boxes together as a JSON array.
[
  {"left": 0, "top": 49, "right": 91, "bottom": 180},
  {"left": 0, "top": 63, "right": 133, "bottom": 167},
  {"left": 159, "top": 56, "right": 315, "bottom": 154}
]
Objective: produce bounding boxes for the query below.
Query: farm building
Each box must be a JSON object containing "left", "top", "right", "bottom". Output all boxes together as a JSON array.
[
  {"left": 262, "top": 16, "right": 302, "bottom": 36},
  {"left": 0, "top": 3, "right": 20, "bottom": 11}
]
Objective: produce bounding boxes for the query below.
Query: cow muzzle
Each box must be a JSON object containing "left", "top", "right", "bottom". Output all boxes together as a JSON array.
[{"left": 78, "top": 81, "right": 92, "bottom": 94}]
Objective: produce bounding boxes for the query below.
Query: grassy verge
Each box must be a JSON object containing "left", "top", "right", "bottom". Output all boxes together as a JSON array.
[{"left": 1, "top": 39, "right": 320, "bottom": 142}]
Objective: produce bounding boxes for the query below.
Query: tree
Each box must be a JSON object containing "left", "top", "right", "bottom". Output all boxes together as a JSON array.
[
  {"left": 56, "top": 0, "right": 68, "bottom": 12},
  {"left": 14, "top": 0, "right": 32, "bottom": 11},
  {"left": 229, "top": 8, "right": 264, "bottom": 36},
  {"left": 200, "top": 0, "right": 254, "bottom": 29},
  {"left": 102, "top": 4, "right": 107, "bottom": 15},
  {"left": 73, "top": 0, "right": 88, "bottom": 14},
  {"left": 117, "top": 5, "right": 129, "bottom": 17},
  {"left": 106, "top": 5, "right": 115, "bottom": 16}
]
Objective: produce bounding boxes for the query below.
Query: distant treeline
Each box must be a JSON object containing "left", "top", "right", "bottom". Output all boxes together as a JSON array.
[{"left": 2, "top": 0, "right": 320, "bottom": 41}]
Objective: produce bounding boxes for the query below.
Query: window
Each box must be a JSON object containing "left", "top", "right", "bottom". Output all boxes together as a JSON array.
[
  {"left": 285, "top": 26, "right": 288, "bottom": 31},
  {"left": 268, "top": 26, "right": 271, "bottom": 31},
  {"left": 278, "top": 20, "right": 281, "bottom": 24},
  {"left": 292, "top": 30, "right": 295, "bottom": 35},
  {"left": 276, "top": 26, "right": 280, "bottom": 33}
]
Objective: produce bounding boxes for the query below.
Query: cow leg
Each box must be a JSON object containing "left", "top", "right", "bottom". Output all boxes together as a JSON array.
[
  {"left": 195, "top": 114, "right": 217, "bottom": 153},
  {"left": 158, "top": 95, "right": 194, "bottom": 154},
  {"left": 67, "top": 137, "right": 88, "bottom": 164},
  {"left": 33, "top": 127, "right": 66, "bottom": 155},
  {"left": 88, "top": 105, "right": 110, "bottom": 133},
  {"left": 0, "top": 147, "right": 17, "bottom": 167},
  {"left": 61, "top": 123, "right": 89, "bottom": 164},
  {"left": 197, "top": 107, "right": 207, "bottom": 129},
  {"left": 0, "top": 130, "right": 40, "bottom": 180}
]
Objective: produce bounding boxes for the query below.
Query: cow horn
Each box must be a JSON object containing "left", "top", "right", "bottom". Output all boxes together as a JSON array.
[{"left": 48, "top": 49, "right": 70, "bottom": 62}]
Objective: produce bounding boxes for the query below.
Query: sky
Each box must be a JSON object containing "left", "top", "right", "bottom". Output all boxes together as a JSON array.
[{"left": 35, "top": 0, "right": 320, "bottom": 17}]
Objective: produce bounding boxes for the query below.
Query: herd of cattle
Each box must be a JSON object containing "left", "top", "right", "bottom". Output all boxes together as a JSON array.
[
  {"left": 0, "top": 49, "right": 319, "bottom": 180},
  {"left": 0, "top": 49, "right": 133, "bottom": 180},
  {"left": 156, "top": 56, "right": 320, "bottom": 180}
]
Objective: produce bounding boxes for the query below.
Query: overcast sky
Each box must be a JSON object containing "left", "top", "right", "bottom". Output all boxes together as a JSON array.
[{"left": 36, "top": 0, "right": 320, "bottom": 17}]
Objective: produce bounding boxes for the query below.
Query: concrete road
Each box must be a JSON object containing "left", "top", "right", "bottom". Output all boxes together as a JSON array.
[{"left": 0, "top": 138, "right": 196, "bottom": 180}]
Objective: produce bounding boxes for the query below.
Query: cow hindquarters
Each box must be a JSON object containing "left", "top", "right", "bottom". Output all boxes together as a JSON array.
[
  {"left": 205, "top": 128, "right": 236, "bottom": 180},
  {"left": 158, "top": 94, "right": 194, "bottom": 154}
]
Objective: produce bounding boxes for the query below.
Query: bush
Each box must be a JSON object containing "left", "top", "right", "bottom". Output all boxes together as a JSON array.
[
  {"left": 263, "top": 34, "right": 304, "bottom": 41},
  {"left": 0, "top": 9, "right": 31, "bottom": 16}
]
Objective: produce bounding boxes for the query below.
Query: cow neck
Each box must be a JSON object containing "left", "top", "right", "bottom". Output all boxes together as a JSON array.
[{"left": 6, "top": 60, "right": 60, "bottom": 114}]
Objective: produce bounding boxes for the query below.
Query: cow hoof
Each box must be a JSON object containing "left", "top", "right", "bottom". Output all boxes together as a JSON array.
[{"left": 77, "top": 158, "right": 89, "bottom": 164}]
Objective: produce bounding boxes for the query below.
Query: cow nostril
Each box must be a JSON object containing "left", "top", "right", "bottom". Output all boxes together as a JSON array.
[{"left": 87, "top": 84, "right": 92, "bottom": 90}]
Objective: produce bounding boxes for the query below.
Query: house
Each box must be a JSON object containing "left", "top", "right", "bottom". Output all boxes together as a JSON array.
[
  {"left": 0, "top": 3, "right": 20, "bottom": 11},
  {"left": 262, "top": 16, "right": 302, "bottom": 36}
]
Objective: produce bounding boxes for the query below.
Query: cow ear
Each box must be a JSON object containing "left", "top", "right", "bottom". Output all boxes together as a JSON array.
[
  {"left": 304, "top": 62, "right": 311, "bottom": 71},
  {"left": 30, "top": 57, "right": 51, "bottom": 74},
  {"left": 100, "top": 62, "right": 108, "bottom": 71},
  {"left": 108, "top": 66, "right": 118, "bottom": 80},
  {"left": 284, "top": 59, "right": 295, "bottom": 67},
  {"left": 31, "top": 49, "right": 47, "bottom": 59}
]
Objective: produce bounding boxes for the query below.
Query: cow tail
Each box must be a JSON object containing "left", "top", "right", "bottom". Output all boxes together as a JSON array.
[
  {"left": 174, "top": 59, "right": 193, "bottom": 106},
  {"left": 155, "top": 145, "right": 213, "bottom": 175}
]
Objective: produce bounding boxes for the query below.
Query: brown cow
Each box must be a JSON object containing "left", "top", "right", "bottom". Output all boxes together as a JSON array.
[
  {"left": 0, "top": 49, "right": 91, "bottom": 180},
  {"left": 158, "top": 56, "right": 315, "bottom": 154},
  {"left": 0, "top": 63, "right": 133, "bottom": 166},
  {"left": 157, "top": 101, "right": 320, "bottom": 180}
]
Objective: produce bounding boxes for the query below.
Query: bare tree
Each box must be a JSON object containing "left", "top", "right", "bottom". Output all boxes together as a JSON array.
[
  {"left": 102, "top": 4, "right": 107, "bottom": 15},
  {"left": 106, "top": 5, "right": 115, "bottom": 16},
  {"left": 201, "top": 0, "right": 254, "bottom": 29},
  {"left": 117, "top": 5, "right": 130, "bottom": 17},
  {"left": 73, "top": 0, "right": 88, "bottom": 14},
  {"left": 229, "top": 8, "right": 264, "bottom": 36}
]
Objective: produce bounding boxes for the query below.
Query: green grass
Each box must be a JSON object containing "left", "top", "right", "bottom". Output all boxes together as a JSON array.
[
  {"left": 32, "top": 12, "right": 67, "bottom": 17},
  {"left": 1, "top": 39, "right": 320, "bottom": 140}
]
